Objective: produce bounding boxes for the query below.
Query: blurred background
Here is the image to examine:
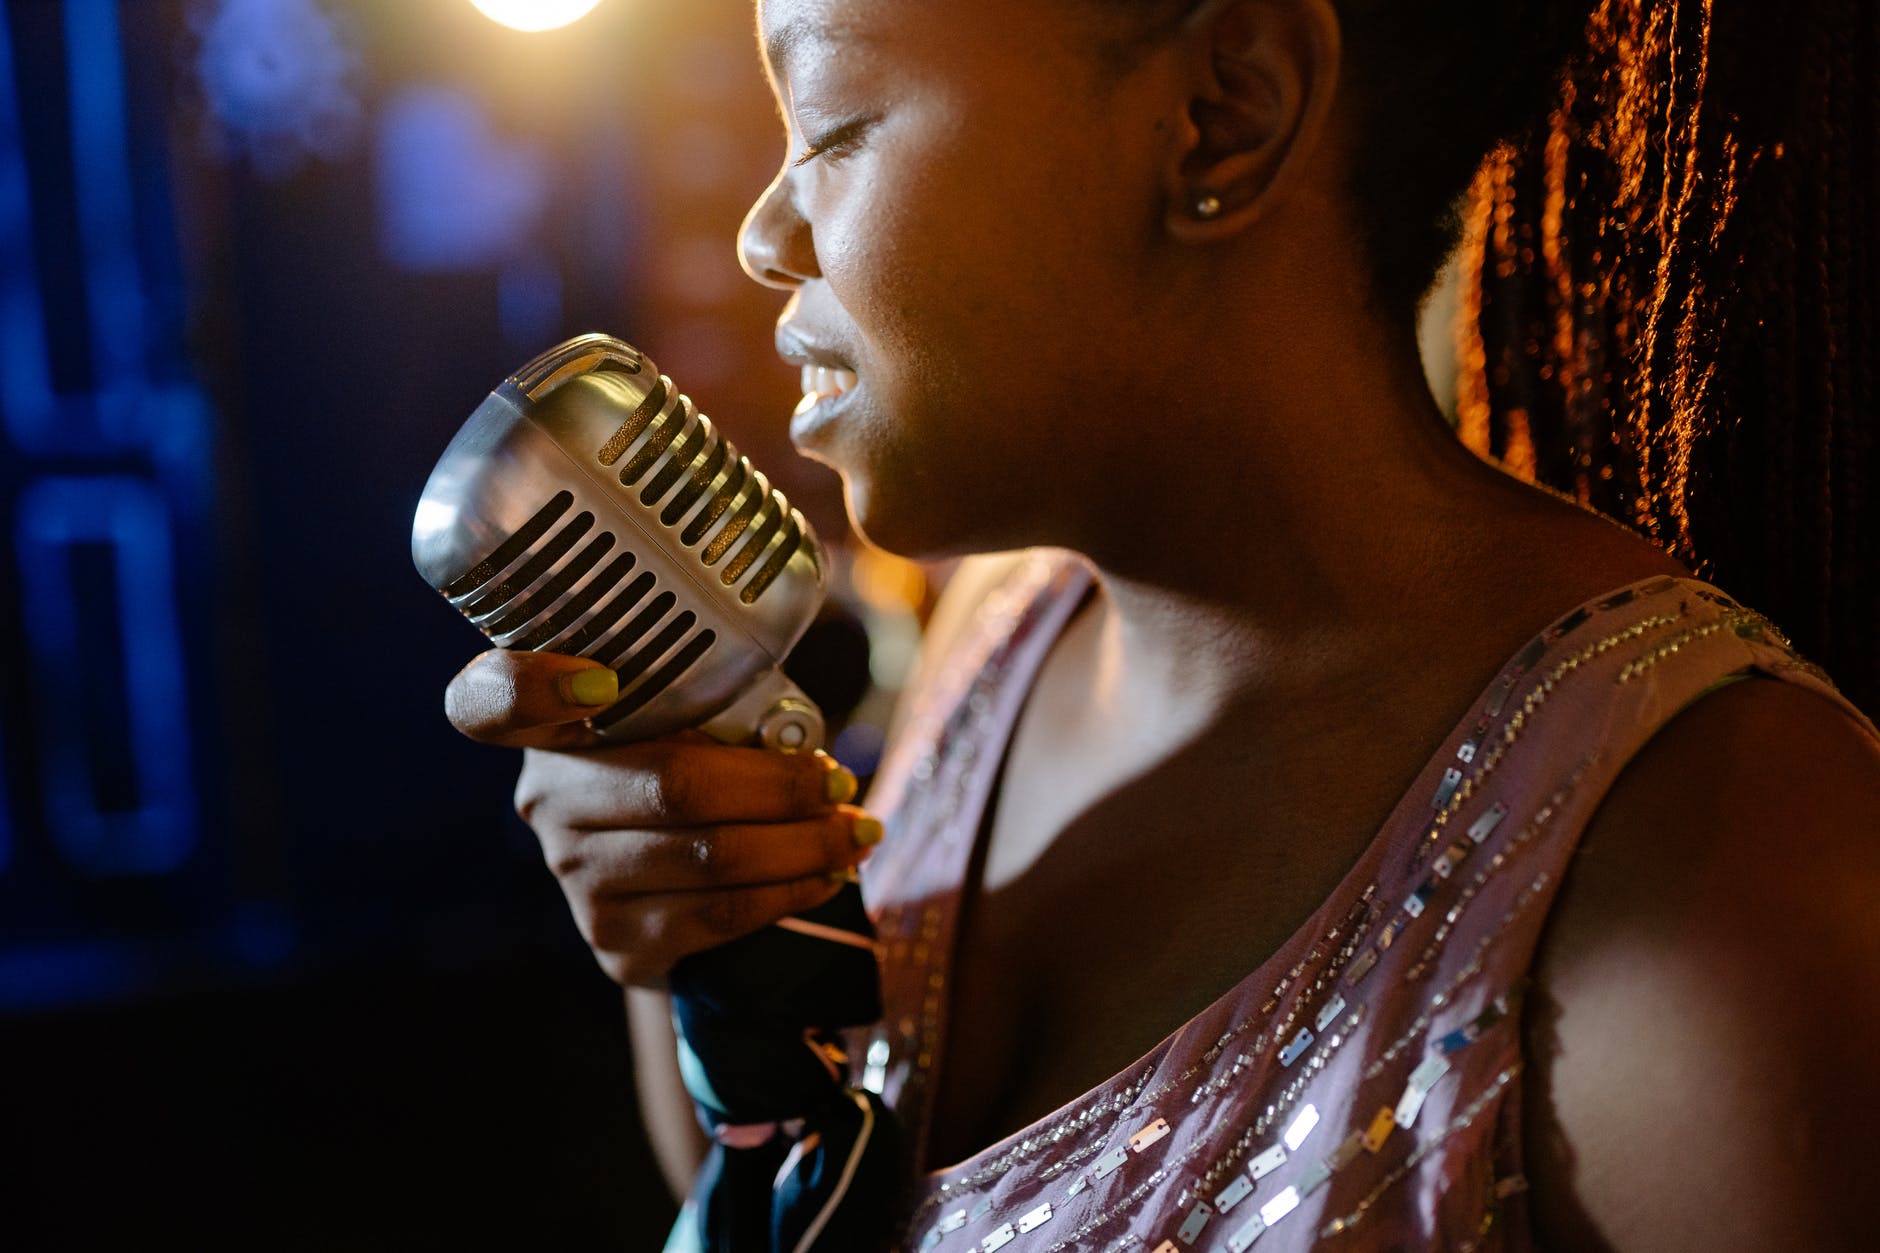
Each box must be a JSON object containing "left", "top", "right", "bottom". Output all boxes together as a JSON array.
[{"left": 0, "top": 0, "right": 929, "bottom": 1245}]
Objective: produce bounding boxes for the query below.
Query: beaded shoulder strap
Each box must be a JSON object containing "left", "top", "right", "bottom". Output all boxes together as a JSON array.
[{"left": 855, "top": 551, "right": 1095, "bottom": 1174}]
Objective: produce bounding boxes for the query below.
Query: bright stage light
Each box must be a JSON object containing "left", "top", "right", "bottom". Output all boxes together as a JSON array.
[{"left": 469, "top": 0, "right": 604, "bottom": 32}]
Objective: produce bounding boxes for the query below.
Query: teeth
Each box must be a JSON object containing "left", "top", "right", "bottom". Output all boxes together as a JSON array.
[{"left": 799, "top": 365, "right": 858, "bottom": 400}]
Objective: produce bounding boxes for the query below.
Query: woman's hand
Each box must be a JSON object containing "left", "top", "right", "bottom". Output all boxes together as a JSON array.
[{"left": 445, "top": 649, "right": 879, "bottom": 987}]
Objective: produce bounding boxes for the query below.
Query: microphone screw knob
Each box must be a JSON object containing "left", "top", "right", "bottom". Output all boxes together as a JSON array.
[{"left": 757, "top": 698, "right": 823, "bottom": 754}]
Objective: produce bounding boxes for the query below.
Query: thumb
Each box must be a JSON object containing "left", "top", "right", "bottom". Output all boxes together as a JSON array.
[{"left": 445, "top": 649, "right": 618, "bottom": 749}]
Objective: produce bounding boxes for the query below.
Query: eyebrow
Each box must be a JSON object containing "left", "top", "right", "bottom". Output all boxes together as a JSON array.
[{"left": 763, "top": 17, "right": 866, "bottom": 82}]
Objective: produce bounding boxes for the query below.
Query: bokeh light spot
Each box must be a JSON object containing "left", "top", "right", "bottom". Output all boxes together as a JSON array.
[{"left": 469, "top": 0, "right": 604, "bottom": 33}]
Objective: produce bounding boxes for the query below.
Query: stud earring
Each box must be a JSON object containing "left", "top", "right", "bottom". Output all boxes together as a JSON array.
[{"left": 1194, "top": 193, "right": 1223, "bottom": 220}]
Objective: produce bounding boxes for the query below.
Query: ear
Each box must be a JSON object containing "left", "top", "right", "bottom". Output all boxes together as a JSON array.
[{"left": 1161, "top": 0, "right": 1342, "bottom": 243}]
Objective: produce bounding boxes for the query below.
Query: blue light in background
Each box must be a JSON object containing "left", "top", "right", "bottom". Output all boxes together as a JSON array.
[
  {"left": 375, "top": 86, "right": 550, "bottom": 272},
  {"left": 0, "top": 0, "right": 213, "bottom": 468},
  {"left": 189, "top": 0, "right": 362, "bottom": 179},
  {"left": 65, "top": 0, "right": 146, "bottom": 411},
  {"left": 0, "top": 940, "right": 154, "bottom": 1012},
  {"left": 2, "top": 0, "right": 214, "bottom": 896},
  {"left": 0, "top": 0, "right": 57, "bottom": 449},
  {"left": 15, "top": 477, "right": 197, "bottom": 876},
  {"left": 0, "top": 715, "right": 11, "bottom": 874},
  {"left": 374, "top": 84, "right": 562, "bottom": 345},
  {"left": 229, "top": 899, "right": 296, "bottom": 970},
  {"left": 498, "top": 251, "right": 564, "bottom": 348}
]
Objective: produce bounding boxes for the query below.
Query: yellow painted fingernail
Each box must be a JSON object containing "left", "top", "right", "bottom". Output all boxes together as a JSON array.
[
  {"left": 561, "top": 668, "right": 618, "bottom": 707},
  {"left": 826, "top": 866, "right": 862, "bottom": 887},
  {"left": 852, "top": 814, "right": 883, "bottom": 848},
  {"left": 825, "top": 763, "right": 859, "bottom": 805}
]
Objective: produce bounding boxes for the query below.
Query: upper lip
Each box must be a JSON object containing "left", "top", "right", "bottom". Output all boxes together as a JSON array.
[{"left": 775, "top": 326, "right": 855, "bottom": 372}]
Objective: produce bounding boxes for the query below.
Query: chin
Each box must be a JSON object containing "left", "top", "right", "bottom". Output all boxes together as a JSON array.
[
  {"left": 838, "top": 475, "right": 926, "bottom": 561},
  {"left": 808, "top": 399, "right": 1047, "bottom": 559},
  {"left": 838, "top": 470, "right": 1017, "bottom": 565}
]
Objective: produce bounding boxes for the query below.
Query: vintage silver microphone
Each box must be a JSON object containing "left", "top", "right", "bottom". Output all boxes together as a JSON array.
[
  {"left": 416, "top": 334, "right": 892, "bottom": 1250},
  {"left": 412, "top": 333, "right": 827, "bottom": 751}
]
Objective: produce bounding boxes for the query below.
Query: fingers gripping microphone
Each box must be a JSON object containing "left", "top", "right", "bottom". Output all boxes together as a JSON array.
[{"left": 412, "top": 333, "right": 827, "bottom": 751}]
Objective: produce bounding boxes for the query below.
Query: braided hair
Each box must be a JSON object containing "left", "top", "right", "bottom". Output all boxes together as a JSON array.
[{"left": 1453, "top": 0, "right": 1878, "bottom": 711}]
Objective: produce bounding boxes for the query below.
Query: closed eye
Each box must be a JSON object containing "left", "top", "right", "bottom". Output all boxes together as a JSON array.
[{"left": 794, "top": 115, "right": 875, "bottom": 166}]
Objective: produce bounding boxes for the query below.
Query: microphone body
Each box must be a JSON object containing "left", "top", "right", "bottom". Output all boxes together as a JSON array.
[{"left": 412, "top": 334, "right": 826, "bottom": 751}]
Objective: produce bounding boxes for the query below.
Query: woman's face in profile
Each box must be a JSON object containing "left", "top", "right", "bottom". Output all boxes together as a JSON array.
[{"left": 741, "top": 0, "right": 1185, "bottom": 559}]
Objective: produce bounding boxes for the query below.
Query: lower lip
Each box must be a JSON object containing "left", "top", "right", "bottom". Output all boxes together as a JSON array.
[{"left": 790, "top": 386, "right": 857, "bottom": 444}]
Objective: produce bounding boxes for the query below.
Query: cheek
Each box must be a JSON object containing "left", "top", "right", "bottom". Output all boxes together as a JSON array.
[
  {"left": 812, "top": 195, "right": 986, "bottom": 443},
  {"left": 810, "top": 104, "right": 1022, "bottom": 329},
  {"left": 815, "top": 158, "right": 975, "bottom": 326},
  {"left": 804, "top": 117, "right": 1135, "bottom": 469}
]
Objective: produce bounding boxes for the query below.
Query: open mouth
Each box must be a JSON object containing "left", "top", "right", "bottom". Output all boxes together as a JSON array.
[{"left": 795, "top": 365, "right": 859, "bottom": 415}]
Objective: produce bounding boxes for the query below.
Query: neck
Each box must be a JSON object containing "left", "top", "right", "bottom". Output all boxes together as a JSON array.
[{"left": 1057, "top": 312, "right": 1672, "bottom": 719}]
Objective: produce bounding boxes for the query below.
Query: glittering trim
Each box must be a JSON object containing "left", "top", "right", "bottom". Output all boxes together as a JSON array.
[
  {"left": 923, "top": 1077, "right": 1153, "bottom": 1209},
  {"left": 1105, "top": 893, "right": 1374, "bottom": 1122},
  {"left": 876, "top": 554, "right": 1088, "bottom": 1157},
  {"left": 1191, "top": 1004, "right": 1366, "bottom": 1197},
  {"left": 1041, "top": 1005, "right": 1369, "bottom": 1253},
  {"left": 1615, "top": 610, "right": 1760, "bottom": 683},
  {"left": 907, "top": 894, "right": 1374, "bottom": 1235},
  {"left": 1401, "top": 754, "right": 1597, "bottom": 982},
  {"left": 1318, "top": 1064, "right": 1525, "bottom": 1240},
  {"left": 1363, "top": 863, "right": 1558, "bottom": 1083},
  {"left": 1413, "top": 610, "right": 1686, "bottom": 866}
]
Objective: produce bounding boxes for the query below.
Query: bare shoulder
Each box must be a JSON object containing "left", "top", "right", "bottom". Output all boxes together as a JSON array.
[{"left": 1523, "top": 675, "right": 1880, "bottom": 1252}]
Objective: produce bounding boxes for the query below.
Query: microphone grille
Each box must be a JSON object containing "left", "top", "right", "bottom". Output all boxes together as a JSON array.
[
  {"left": 596, "top": 376, "right": 811, "bottom": 606},
  {"left": 413, "top": 335, "right": 825, "bottom": 742}
]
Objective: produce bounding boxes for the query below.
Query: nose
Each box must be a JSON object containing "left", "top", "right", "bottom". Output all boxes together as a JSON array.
[{"left": 738, "top": 169, "right": 820, "bottom": 290}]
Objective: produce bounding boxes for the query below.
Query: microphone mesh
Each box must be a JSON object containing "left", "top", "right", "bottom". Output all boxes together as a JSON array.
[
  {"left": 415, "top": 334, "right": 824, "bottom": 744},
  {"left": 595, "top": 377, "right": 810, "bottom": 604}
]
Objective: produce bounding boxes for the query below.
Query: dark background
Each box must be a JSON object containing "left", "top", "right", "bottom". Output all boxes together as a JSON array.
[{"left": 0, "top": 1, "right": 877, "bottom": 1245}]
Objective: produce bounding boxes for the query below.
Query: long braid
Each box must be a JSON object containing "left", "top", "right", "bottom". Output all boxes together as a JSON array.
[{"left": 1461, "top": 0, "right": 1879, "bottom": 712}]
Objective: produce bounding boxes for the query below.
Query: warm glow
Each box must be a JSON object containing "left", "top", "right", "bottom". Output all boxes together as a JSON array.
[{"left": 469, "top": 0, "right": 604, "bottom": 33}]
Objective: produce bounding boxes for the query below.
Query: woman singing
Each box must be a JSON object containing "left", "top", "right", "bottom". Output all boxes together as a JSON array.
[{"left": 445, "top": 0, "right": 1879, "bottom": 1247}]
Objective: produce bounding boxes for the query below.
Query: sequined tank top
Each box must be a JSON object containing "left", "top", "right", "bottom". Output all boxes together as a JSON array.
[{"left": 850, "top": 550, "right": 1875, "bottom": 1252}]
